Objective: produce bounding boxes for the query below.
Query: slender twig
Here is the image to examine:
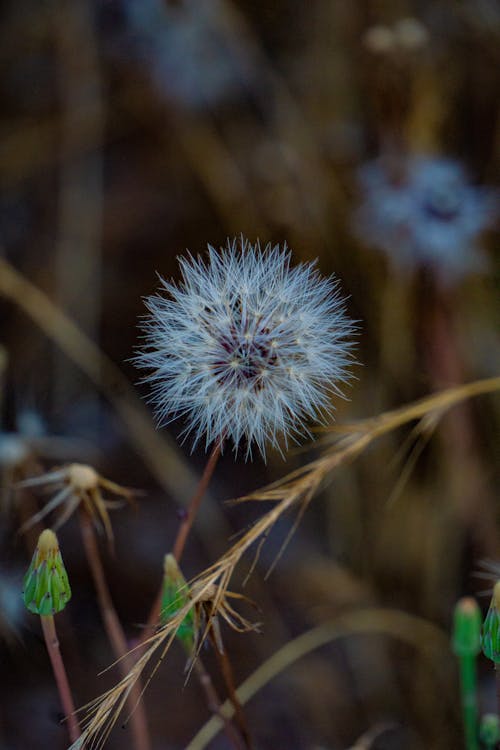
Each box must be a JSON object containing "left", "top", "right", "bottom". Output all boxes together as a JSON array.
[
  {"left": 173, "top": 441, "right": 223, "bottom": 563},
  {"left": 40, "top": 615, "right": 81, "bottom": 743},
  {"left": 79, "top": 510, "right": 151, "bottom": 750},
  {"left": 143, "top": 441, "right": 223, "bottom": 638},
  {"left": 210, "top": 631, "right": 253, "bottom": 750},
  {"left": 192, "top": 658, "right": 246, "bottom": 750}
]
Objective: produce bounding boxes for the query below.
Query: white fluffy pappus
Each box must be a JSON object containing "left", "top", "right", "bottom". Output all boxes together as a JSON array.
[{"left": 136, "top": 238, "right": 356, "bottom": 459}]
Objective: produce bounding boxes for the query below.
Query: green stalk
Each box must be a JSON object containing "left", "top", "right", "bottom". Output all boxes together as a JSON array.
[
  {"left": 452, "top": 597, "right": 481, "bottom": 750},
  {"left": 458, "top": 653, "right": 479, "bottom": 750}
]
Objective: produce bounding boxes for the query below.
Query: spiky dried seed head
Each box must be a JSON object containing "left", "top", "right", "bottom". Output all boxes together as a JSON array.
[
  {"left": 136, "top": 237, "right": 356, "bottom": 459},
  {"left": 67, "top": 463, "right": 99, "bottom": 491}
]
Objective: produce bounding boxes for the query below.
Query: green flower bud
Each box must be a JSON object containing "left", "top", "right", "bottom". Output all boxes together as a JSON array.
[
  {"left": 479, "top": 714, "right": 500, "bottom": 748},
  {"left": 482, "top": 582, "right": 500, "bottom": 664},
  {"left": 452, "top": 597, "right": 481, "bottom": 657},
  {"left": 161, "top": 554, "right": 196, "bottom": 653},
  {"left": 23, "top": 529, "right": 71, "bottom": 616}
]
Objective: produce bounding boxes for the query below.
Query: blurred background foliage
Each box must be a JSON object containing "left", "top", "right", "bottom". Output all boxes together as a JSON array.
[{"left": 0, "top": 0, "right": 499, "bottom": 748}]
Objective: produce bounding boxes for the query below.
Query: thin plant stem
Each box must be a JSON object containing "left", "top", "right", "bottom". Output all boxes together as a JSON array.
[
  {"left": 40, "top": 614, "right": 81, "bottom": 743},
  {"left": 143, "top": 441, "right": 223, "bottom": 638},
  {"left": 79, "top": 510, "right": 152, "bottom": 750},
  {"left": 173, "top": 441, "right": 223, "bottom": 563},
  {"left": 210, "top": 631, "right": 253, "bottom": 750},
  {"left": 192, "top": 658, "right": 246, "bottom": 750}
]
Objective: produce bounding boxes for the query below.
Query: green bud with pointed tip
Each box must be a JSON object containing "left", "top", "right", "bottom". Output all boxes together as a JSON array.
[
  {"left": 23, "top": 529, "right": 71, "bottom": 616},
  {"left": 479, "top": 714, "right": 500, "bottom": 748},
  {"left": 452, "top": 597, "right": 481, "bottom": 656},
  {"left": 482, "top": 582, "right": 500, "bottom": 663},
  {"left": 161, "top": 554, "right": 195, "bottom": 654}
]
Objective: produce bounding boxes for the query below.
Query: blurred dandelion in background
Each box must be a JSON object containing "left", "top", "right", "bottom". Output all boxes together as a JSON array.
[
  {"left": 354, "top": 154, "right": 498, "bottom": 282},
  {"left": 122, "top": 0, "right": 252, "bottom": 110},
  {"left": 136, "top": 237, "right": 356, "bottom": 458}
]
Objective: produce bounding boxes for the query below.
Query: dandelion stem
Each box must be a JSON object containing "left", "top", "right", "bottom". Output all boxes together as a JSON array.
[
  {"left": 40, "top": 614, "right": 80, "bottom": 743},
  {"left": 79, "top": 509, "right": 152, "bottom": 750},
  {"left": 173, "top": 441, "right": 223, "bottom": 563},
  {"left": 143, "top": 440, "right": 223, "bottom": 637}
]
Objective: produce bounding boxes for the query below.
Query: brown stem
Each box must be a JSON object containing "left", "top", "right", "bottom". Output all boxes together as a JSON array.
[
  {"left": 79, "top": 510, "right": 152, "bottom": 750},
  {"left": 210, "top": 632, "right": 253, "bottom": 750},
  {"left": 40, "top": 615, "right": 80, "bottom": 743},
  {"left": 192, "top": 658, "right": 246, "bottom": 750},
  {"left": 173, "top": 441, "right": 223, "bottom": 562},
  {"left": 143, "top": 441, "right": 223, "bottom": 638}
]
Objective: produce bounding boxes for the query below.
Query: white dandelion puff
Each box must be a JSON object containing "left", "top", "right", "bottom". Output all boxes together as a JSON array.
[{"left": 135, "top": 238, "right": 356, "bottom": 459}]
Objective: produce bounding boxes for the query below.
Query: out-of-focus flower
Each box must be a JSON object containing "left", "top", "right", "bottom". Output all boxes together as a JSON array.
[
  {"left": 136, "top": 237, "right": 355, "bottom": 459},
  {"left": 354, "top": 155, "right": 498, "bottom": 282},
  {"left": 122, "top": 0, "right": 252, "bottom": 110},
  {"left": 363, "top": 18, "right": 429, "bottom": 55}
]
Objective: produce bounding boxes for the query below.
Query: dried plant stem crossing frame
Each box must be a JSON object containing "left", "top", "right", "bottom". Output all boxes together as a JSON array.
[{"left": 71, "top": 375, "right": 500, "bottom": 750}]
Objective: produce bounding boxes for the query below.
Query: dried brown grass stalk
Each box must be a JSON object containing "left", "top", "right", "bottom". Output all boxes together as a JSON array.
[{"left": 71, "top": 375, "right": 499, "bottom": 748}]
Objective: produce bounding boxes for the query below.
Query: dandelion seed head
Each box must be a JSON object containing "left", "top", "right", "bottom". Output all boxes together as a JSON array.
[
  {"left": 354, "top": 154, "right": 498, "bottom": 282},
  {"left": 136, "top": 238, "right": 356, "bottom": 459}
]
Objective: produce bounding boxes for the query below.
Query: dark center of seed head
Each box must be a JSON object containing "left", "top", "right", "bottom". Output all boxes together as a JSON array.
[{"left": 215, "top": 324, "right": 277, "bottom": 388}]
